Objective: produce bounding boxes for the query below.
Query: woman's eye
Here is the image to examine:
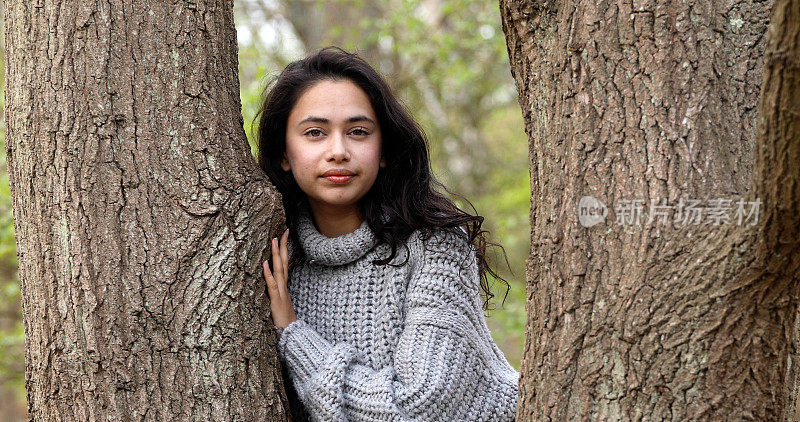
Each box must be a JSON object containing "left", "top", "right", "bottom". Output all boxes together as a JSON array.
[
  {"left": 351, "top": 128, "right": 370, "bottom": 136},
  {"left": 305, "top": 129, "right": 323, "bottom": 138}
]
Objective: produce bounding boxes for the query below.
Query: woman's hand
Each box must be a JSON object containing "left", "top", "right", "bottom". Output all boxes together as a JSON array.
[{"left": 263, "top": 228, "right": 298, "bottom": 329}]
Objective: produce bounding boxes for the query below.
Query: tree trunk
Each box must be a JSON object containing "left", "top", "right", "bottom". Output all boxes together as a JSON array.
[
  {"left": 500, "top": 0, "right": 799, "bottom": 419},
  {"left": 4, "top": 1, "right": 293, "bottom": 420}
]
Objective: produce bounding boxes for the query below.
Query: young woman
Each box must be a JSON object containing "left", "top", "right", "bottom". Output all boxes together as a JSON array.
[{"left": 256, "top": 46, "right": 520, "bottom": 421}]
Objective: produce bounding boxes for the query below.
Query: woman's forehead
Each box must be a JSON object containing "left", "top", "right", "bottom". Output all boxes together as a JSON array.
[{"left": 289, "top": 81, "right": 376, "bottom": 122}]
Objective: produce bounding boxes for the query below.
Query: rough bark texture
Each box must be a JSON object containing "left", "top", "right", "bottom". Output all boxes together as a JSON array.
[
  {"left": 4, "top": 1, "right": 292, "bottom": 420},
  {"left": 500, "top": 0, "right": 800, "bottom": 419}
]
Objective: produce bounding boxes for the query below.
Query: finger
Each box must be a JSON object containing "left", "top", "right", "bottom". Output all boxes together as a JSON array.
[
  {"left": 280, "top": 229, "right": 289, "bottom": 283},
  {"left": 262, "top": 260, "right": 278, "bottom": 294},
  {"left": 272, "top": 237, "right": 284, "bottom": 288}
]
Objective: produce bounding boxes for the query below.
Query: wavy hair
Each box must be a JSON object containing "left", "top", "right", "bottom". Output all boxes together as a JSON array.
[{"left": 253, "top": 46, "right": 511, "bottom": 312}]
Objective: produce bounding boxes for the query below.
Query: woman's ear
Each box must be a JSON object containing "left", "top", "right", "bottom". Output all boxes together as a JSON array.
[
  {"left": 280, "top": 154, "right": 291, "bottom": 172},
  {"left": 380, "top": 156, "right": 386, "bottom": 168}
]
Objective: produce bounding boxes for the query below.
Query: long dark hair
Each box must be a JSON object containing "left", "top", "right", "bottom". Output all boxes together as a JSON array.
[{"left": 254, "top": 46, "right": 511, "bottom": 312}]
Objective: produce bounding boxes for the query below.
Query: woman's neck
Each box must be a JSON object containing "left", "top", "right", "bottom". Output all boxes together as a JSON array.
[{"left": 307, "top": 201, "right": 365, "bottom": 238}]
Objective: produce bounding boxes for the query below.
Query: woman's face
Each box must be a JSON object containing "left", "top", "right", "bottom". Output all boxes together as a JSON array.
[{"left": 281, "top": 79, "right": 386, "bottom": 214}]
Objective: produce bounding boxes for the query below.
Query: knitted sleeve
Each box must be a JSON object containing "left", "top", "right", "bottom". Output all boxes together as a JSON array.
[{"left": 277, "top": 229, "right": 520, "bottom": 421}]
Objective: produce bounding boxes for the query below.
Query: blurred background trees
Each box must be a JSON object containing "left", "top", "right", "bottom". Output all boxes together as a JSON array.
[{"left": 0, "top": 1, "right": 527, "bottom": 419}]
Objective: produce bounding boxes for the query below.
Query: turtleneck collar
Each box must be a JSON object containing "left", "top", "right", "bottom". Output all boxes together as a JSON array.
[{"left": 296, "top": 204, "right": 382, "bottom": 266}]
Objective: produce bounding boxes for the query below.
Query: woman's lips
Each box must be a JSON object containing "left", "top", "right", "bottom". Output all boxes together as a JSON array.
[{"left": 322, "top": 175, "right": 354, "bottom": 184}]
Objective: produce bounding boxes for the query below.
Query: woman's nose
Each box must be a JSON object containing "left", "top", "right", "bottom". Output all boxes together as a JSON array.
[{"left": 327, "top": 133, "right": 350, "bottom": 161}]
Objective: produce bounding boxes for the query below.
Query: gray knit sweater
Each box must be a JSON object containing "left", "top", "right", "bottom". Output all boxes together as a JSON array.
[{"left": 276, "top": 206, "right": 520, "bottom": 421}]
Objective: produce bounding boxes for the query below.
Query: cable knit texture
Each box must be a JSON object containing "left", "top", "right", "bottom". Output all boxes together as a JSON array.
[{"left": 278, "top": 204, "right": 520, "bottom": 421}]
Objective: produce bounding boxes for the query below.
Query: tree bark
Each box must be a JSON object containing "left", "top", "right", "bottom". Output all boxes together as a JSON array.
[
  {"left": 4, "top": 1, "right": 292, "bottom": 420},
  {"left": 500, "top": 0, "right": 799, "bottom": 419}
]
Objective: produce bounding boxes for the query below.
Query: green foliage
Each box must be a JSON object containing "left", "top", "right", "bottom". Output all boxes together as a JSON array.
[
  {"left": 236, "top": 0, "right": 529, "bottom": 369},
  {"left": 472, "top": 105, "right": 528, "bottom": 370}
]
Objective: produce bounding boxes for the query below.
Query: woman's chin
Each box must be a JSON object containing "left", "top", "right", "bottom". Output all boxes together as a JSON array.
[{"left": 308, "top": 196, "right": 363, "bottom": 209}]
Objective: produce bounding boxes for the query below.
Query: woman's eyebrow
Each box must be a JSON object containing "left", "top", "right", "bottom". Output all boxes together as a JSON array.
[{"left": 297, "top": 115, "right": 376, "bottom": 127}]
